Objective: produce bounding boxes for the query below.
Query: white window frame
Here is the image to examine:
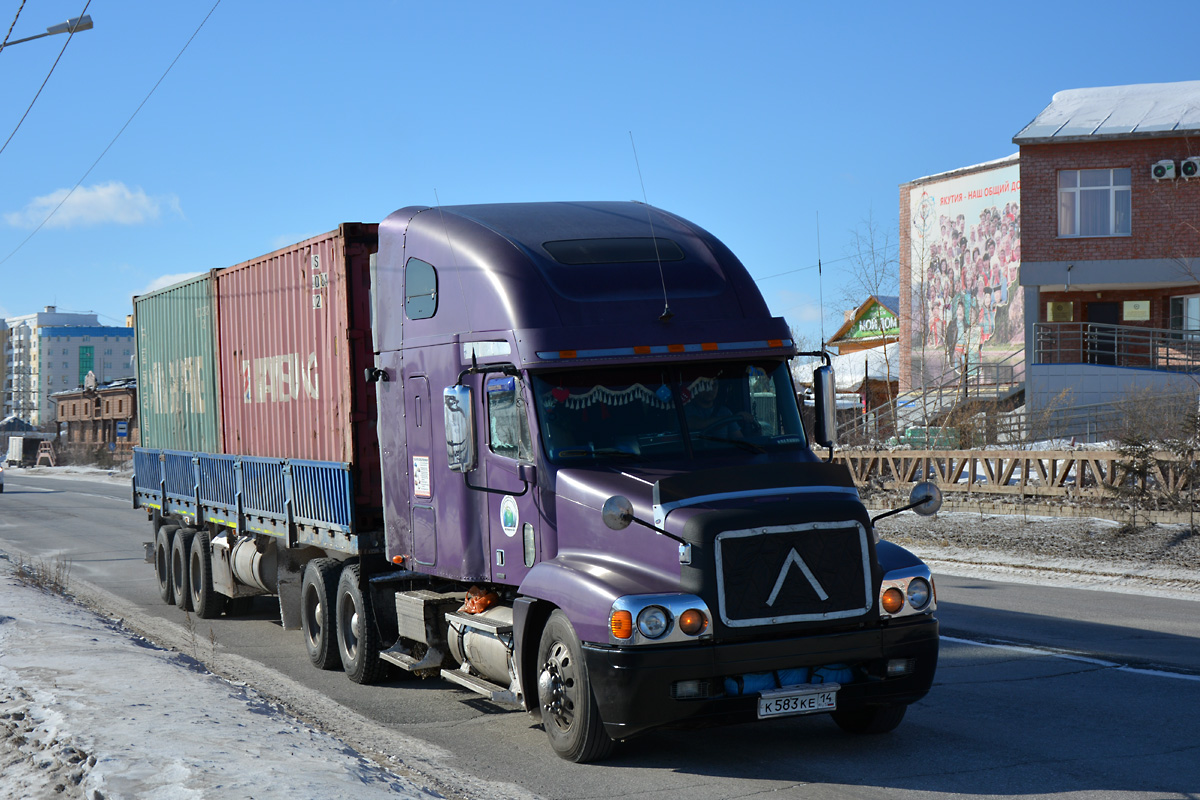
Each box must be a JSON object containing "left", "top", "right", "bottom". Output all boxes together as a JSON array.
[{"left": 1058, "top": 168, "right": 1131, "bottom": 238}]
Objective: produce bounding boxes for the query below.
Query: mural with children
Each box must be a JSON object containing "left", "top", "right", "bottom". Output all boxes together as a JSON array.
[{"left": 909, "top": 161, "right": 1022, "bottom": 382}]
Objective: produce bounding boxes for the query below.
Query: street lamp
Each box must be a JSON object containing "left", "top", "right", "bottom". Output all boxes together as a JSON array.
[{"left": 1, "top": 15, "right": 94, "bottom": 48}]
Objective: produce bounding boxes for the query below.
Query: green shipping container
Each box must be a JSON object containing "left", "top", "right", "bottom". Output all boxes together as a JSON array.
[{"left": 134, "top": 271, "right": 222, "bottom": 452}]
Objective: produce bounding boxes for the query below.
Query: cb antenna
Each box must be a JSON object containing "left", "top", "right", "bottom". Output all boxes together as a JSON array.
[
  {"left": 817, "top": 211, "right": 825, "bottom": 350},
  {"left": 629, "top": 132, "right": 673, "bottom": 322}
]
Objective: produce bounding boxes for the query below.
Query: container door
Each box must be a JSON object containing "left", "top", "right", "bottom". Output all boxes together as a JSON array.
[{"left": 482, "top": 375, "right": 539, "bottom": 586}]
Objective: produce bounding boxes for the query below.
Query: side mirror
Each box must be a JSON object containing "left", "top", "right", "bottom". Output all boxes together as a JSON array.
[
  {"left": 601, "top": 495, "right": 634, "bottom": 530},
  {"left": 812, "top": 365, "right": 837, "bottom": 449},
  {"left": 443, "top": 385, "right": 476, "bottom": 472},
  {"left": 909, "top": 481, "right": 943, "bottom": 516}
]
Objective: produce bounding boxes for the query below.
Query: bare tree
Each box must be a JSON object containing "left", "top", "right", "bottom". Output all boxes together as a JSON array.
[{"left": 841, "top": 210, "right": 900, "bottom": 439}]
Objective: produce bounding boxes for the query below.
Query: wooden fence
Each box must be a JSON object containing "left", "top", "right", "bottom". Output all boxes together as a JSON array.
[{"left": 836, "top": 449, "right": 1197, "bottom": 502}]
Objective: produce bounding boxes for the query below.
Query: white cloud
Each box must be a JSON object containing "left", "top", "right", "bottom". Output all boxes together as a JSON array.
[
  {"left": 4, "top": 182, "right": 181, "bottom": 229},
  {"left": 137, "top": 272, "right": 206, "bottom": 297}
]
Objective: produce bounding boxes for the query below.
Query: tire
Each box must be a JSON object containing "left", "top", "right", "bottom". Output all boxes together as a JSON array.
[
  {"left": 831, "top": 703, "right": 907, "bottom": 735},
  {"left": 155, "top": 525, "right": 179, "bottom": 605},
  {"left": 335, "top": 562, "right": 386, "bottom": 684},
  {"left": 302, "top": 559, "right": 343, "bottom": 670},
  {"left": 171, "top": 528, "right": 196, "bottom": 611},
  {"left": 536, "top": 610, "right": 614, "bottom": 763},
  {"left": 188, "top": 529, "right": 227, "bottom": 619}
]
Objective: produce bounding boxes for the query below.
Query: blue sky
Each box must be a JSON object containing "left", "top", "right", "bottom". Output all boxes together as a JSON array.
[{"left": 1, "top": 1, "right": 1194, "bottom": 348}]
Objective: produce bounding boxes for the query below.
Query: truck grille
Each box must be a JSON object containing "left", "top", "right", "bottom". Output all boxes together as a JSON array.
[{"left": 714, "top": 521, "right": 872, "bottom": 627}]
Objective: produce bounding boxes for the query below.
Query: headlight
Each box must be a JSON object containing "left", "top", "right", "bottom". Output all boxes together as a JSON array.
[
  {"left": 879, "top": 566, "right": 936, "bottom": 619},
  {"left": 610, "top": 594, "right": 712, "bottom": 645},
  {"left": 637, "top": 606, "right": 670, "bottom": 638},
  {"left": 907, "top": 577, "right": 931, "bottom": 611}
]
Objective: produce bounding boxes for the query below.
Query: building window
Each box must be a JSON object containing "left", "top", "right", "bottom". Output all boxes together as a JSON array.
[
  {"left": 1171, "top": 295, "right": 1200, "bottom": 338},
  {"left": 1058, "top": 168, "right": 1131, "bottom": 237}
]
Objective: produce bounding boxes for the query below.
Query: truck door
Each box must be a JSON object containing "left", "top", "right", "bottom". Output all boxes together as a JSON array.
[
  {"left": 482, "top": 375, "right": 539, "bottom": 586},
  {"left": 405, "top": 375, "right": 438, "bottom": 566}
]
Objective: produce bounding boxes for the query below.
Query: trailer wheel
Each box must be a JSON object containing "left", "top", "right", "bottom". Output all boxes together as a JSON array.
[
  {"left": 188, "top": 529, "right": 226, "bottom": 619},
  {"left": 336, "top": 563, "right": 386, "bottom": 684},
  {"left": 536, "top": 610, "right": 614, "bottom": 763},
  {"left": 155, "top": 525, "right": 179, "bottom": 605},
  {"left": 302, "top": 559, "right": 343, "bottom": 670},
  {"left": 831, "top": 703, "right": 907, "bottom": 735},
  {"left": 171, "top": 528, "right": 196, "bottom": 611}
]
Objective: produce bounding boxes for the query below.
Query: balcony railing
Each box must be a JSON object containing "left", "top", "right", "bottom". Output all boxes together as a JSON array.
[{"left": 1034, "top": 322, "right": 1200, "bottom": 372}]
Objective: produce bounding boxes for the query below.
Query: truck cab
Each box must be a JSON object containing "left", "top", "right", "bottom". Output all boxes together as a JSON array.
[{"left": 370, "top": 202, "right": 939, "bottom": 761}]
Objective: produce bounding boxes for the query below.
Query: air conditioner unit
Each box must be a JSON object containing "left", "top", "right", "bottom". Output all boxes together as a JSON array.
[
  {"left": 1181, "top": 157, "right": 1200, "bottom": 179},
  {"left": 1152, "top": 159, "right": 1176, "bottom": 180}
]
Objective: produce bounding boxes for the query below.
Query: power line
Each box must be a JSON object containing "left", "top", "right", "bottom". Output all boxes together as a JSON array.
[
  {"left": 755, "top": 241, "right": 900, "bottom": 282},
  {"left": 0, "top": 0, "right": 30, "bottom": 50},
  {"left": 0, "top": 0, "right": 222, "bottom": 268},
  {"left": 0, "top": 1, "right": 92, "bottom": 159}
]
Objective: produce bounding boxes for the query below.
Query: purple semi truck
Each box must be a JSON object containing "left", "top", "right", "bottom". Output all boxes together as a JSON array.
[{"left": 133, "top": 201, "right": 940, "bottom": 762}]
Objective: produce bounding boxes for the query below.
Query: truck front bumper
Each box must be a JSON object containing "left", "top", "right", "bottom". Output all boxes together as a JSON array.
[{"left": 582, "top": 616, "right": 938, "bottom": 741}]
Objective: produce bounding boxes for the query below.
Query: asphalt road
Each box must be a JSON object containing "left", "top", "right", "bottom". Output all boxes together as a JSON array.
[{"left": 2, "top": 470, "right": 1199, "bottom": 799}]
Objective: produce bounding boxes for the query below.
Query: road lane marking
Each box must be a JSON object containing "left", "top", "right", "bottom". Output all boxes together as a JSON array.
[{"left": 943, "top": 634, "right": 1200, "bottom": 682}]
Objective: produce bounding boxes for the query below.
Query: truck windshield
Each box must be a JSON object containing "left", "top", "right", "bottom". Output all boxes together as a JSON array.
[{"left": 531, "top": 360, "right": 807, "bottom": 464}]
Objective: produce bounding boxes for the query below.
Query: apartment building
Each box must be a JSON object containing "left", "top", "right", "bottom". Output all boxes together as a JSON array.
[{"left": 3, "top": 306, "right": 135, "bottom": 426}]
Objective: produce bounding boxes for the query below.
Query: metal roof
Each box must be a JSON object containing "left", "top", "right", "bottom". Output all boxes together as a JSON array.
[{"left": 1013, "top": 80, "right": 1200, "bottom": 144}]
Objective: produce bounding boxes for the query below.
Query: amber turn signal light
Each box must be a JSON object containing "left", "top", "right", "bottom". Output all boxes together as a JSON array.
[
  {"left": 881, "top": 587, "right": 905, "bottom": 615},
  {"left": 678, "top": 608, "right": 708, "bottom": 636},
  {"left": 611, "top": 610, "right": 634, "bottom": 639}
]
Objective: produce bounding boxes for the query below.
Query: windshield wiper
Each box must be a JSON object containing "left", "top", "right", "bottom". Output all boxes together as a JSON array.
[
  {"left": 694, "top": 434, "right": 766, "bottom": 454},
  {"left": 555, "top": 447, "right": 643, "bottom": 460}
]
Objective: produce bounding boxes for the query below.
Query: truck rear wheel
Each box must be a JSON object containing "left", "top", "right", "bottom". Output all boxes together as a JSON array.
[
  {"left": 155, "top": 525, "right": 179, "bottom": 605},
  {"left": 536, "top": 610, "right": 614, "bottom": 763},
  {"left": 188, "top": 530, "right": 226, "bottom": 619},
  {"left": 831, "top": 703, "right": 907, "bottom": 734},
  {"left": 302, "top": 559, "right": 343, "bottom": 670},
  {"left": 171, "top": 528, "right": 196, "bottom": 611},
  {"left": 336, "top": 563, "right": 386, "bottom": 684}
]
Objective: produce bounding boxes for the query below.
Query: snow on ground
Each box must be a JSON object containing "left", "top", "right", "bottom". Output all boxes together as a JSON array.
[{"left": 0, "top": 563, "right": 438, "bottom": 800}]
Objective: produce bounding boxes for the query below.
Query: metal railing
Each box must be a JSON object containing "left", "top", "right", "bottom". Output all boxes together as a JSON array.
[
  {"left": 1035, "top": 322, "right": 1200, "bottom": 372},
  {"left": 836, "top": 347, "right": 1026, "bottom": 443}
]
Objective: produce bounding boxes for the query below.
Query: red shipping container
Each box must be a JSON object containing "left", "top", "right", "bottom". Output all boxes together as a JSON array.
[{"left": 214, "top": 223, "right": 381, "bottom": 517}]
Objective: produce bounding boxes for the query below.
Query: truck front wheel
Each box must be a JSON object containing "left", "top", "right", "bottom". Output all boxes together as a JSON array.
[
  {"left": 302, "top": 558, "right": 343, "bottom": 670},
  {"left": 335, "top": 563, "right": 386, "bottom": 684},
  {"left": 536, "top": 610, "right": 614, "bottom": 763},
  {"left": 831, "top": 703, "right": 907, "bottom": 734}
]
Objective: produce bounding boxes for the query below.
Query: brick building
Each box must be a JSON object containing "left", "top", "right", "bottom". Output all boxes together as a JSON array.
[
  {"left": 1014, "top": 80, "right": 1200, "bottom": 415},
  {"left": 53, "top": 376, "right": 139, "bottom": 464}
]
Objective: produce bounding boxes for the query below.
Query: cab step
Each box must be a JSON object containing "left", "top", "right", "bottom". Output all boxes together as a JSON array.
[
  {"left": 440, "top": 666, "right": 520, "bottom": 706},
  {"left": 380, "top": 644, "right": 446, "bottom": 672}
]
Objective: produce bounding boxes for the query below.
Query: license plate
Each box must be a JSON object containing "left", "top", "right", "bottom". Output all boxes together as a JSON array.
[{"left": 757, "top": 685, "right": 839, "bottom": 719}]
